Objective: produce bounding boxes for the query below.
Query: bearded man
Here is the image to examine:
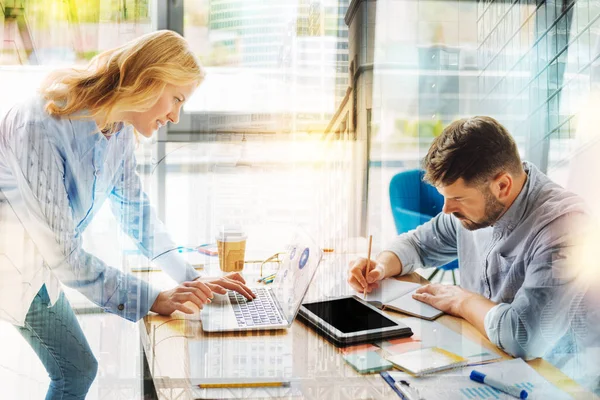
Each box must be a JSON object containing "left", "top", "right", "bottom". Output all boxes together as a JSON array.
[{"left": 349, "top": 116, "right": 589, "bottom": 359}]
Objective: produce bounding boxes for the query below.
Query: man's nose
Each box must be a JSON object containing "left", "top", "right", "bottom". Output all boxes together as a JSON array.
[{"left": 442, "top": 200, "right": 454, "bottom": 214}]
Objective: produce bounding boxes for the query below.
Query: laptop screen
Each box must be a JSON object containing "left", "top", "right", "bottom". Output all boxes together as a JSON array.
[{"left": 270, "top": 228, "right": 322, "bottom": 323}]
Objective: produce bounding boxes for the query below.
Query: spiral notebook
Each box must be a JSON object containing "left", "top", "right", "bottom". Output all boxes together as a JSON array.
[{"left": 386, "top": 347, "right": 468, "bottom": 376}]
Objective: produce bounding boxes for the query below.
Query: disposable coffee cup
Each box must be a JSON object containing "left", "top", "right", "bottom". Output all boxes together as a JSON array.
[{"left": 216, "top": 226, "right": 247, "bottom": 273}]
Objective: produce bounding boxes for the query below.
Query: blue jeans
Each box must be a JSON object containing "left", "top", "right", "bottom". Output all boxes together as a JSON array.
[{"left": 15, "top": 285, "right": 98, "bottom": 400}]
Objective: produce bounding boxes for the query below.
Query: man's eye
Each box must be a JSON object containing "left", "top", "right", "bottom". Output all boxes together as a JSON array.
[{"left": 175, "top": 97, "right": 182, "bottom": 103}]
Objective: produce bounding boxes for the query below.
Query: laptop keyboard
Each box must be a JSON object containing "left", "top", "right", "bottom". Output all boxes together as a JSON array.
[{"left": 228, "top": 288, "right": 284, "bottom": 327}]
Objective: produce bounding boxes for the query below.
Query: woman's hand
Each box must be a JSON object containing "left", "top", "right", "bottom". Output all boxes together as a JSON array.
[
  {"left": 150, "top": 272, "right": 257, "bottom": 316},
  {"left": 200, "top": 272, "right": 256, "bottom": 300},
  {"left": 150, "top": 280, "right": 215, "bottom": 315}
]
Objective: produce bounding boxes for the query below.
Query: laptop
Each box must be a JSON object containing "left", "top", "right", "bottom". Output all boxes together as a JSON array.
[{"left": 200, "top": 228, "right": 323, "bottom": 332}]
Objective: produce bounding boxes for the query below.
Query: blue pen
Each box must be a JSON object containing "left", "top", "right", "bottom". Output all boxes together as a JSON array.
[
  {"left": 380, "top": 372, "right": 408, "bottom": 400},
  {"left": 470, "top": 370, "right": 528, "bottom": 399}
]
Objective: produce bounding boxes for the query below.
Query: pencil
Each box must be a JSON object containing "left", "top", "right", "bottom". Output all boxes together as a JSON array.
[
  {"left": 364, "top": 234, "right": 373, "bottom": 299},
  {"left": 257, "top": 273, "right": 276, "bottom": 283},
  {"left": 198, "top": 381, "right": 289, "bottom": 388}
]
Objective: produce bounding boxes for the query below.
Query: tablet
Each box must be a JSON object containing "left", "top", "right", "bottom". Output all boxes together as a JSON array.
[{"left": 298, "top": 295, "right": 413, "bottom": 347}]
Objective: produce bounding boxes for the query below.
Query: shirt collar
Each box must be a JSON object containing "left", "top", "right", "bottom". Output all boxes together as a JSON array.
[
  {"left": 493, "top": 161, "right": 536, "bottom": 234},
  {"left": 69, "top": 118, "right": 125, "bottom": 155},
  {"left": 70, "top": 108, "right": 125, "bottom": 138}
]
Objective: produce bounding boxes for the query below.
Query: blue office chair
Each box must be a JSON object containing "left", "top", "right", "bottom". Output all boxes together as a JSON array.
[{"left": 389, "top": 169, "right": 459, "bottom": 285}]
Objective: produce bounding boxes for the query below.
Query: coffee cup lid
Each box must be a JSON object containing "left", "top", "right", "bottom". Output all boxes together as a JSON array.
[{"left": 216, "top": 225, "right": 247, "bottom": 242}]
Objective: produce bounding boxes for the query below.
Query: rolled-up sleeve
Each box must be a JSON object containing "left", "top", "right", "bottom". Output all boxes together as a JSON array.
[
  {"left": 484, "top": 303, "right": 510, "bottom": 351},
  {"left": 4, "top": 123, "right": 160, "bottom": 321},
  {"left": 383, "top": 212, "right": 459, "bottom": 275},
  {"left": 109, "top": 136, "right": 200, "bottom": 283}
]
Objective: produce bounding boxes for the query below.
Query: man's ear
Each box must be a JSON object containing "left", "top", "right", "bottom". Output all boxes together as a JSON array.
[{"left": 492, "top": 172, "right": 512, "bottom": 200}]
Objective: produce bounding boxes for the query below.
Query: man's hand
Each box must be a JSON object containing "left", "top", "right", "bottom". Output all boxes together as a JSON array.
[
  {"left": 412, "top": 283, "right": 497, "bottom": 337},
  {"left": 347, "top": 257, "right": 386, "bottom": 293},
  {"left": 347, "top": 251, "right": 403, "bottom": 293},
  {"left": 411, "top": 283, "right": 475, "bottom": 316},
  {"left": 150, "top": 280, "right": 215, "bottom": 315},
  {"left": 199, "top": 272, "right": 256, "bottom": 301}
]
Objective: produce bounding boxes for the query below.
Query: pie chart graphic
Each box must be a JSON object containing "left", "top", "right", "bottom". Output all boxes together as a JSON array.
[{"left": 298, "top": 248, "right": 309, "bottom": 269}]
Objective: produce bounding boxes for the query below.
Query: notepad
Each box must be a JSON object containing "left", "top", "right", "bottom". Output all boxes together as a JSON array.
[
  {"left": 197, "top": 243, "right": 219, "bottom": 256},
  {"left": 386, "top": 347, "right": 468, "bottom": 376},
  {"left": 343, "top": 351, "right": 394, "bottom": 374},
  {"left": 367, "top": 279, "right": 444, "bottom": 320}
]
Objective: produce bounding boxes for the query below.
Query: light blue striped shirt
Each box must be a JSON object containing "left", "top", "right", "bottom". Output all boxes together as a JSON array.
[
  {"left": 0, "top": 95, "right": 199, "bottom": 324},
  {"left": 385, "top": 162, "right": 590, "bottom": 359}
]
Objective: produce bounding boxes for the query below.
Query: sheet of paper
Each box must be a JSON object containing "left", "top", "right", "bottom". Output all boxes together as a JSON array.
[
  {"left": 368, "top": 279, "right": 421, "bottom": 304},
  {"left": 388, "top": 358, "right": 571, "bottom": 400},
  {"left": 323, "top": 276, "right": 420, "bottom": 304}
]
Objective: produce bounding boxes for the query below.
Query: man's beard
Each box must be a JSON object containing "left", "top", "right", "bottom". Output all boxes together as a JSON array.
[{"left": 453, "top": 188, "right": 505, "bottom": 231}]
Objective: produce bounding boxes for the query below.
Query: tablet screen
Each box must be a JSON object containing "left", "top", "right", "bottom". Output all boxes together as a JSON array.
[{"left": 302, "top": 297, "right": 398, "bottom": 333}]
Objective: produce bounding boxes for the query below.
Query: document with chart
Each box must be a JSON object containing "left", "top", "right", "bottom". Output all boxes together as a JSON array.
[{"left": 387, "top": 358, "right": 571, "bottom": 400}]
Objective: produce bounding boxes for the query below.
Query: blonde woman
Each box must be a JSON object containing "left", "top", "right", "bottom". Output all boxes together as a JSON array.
[{"left": 0, "top": 30, "right": 255, "bottom": 399}]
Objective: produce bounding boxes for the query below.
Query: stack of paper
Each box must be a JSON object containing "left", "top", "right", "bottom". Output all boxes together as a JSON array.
[
  {"left": 387, "top": 347, "right": 469, "bottom": 376},
  {"left": 389, "top": 317, "right": 502, "bottom": 365},
  {"left": 387, "top": 358, "right": 571, "bottom": 400}
]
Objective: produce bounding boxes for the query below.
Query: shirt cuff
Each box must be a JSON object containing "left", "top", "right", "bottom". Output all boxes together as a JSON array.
[
  {"left": 381, "top": 236, "right": 423, "bottom": 276},
  {"left": 484, "top": 303, "right": 510, "bottom": 349},
  {"left": 104, "top": 276, "right": 162, "bottom": 322}
]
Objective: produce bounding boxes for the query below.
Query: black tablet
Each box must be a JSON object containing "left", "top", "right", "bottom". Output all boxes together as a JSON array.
[{"left": 298, "top": 295, "right": 413, "bottom": 347}]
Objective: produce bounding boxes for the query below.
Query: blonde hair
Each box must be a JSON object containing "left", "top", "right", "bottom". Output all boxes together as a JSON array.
[{"left": 39, "top": 30, "right": 205, "bottom": 132}]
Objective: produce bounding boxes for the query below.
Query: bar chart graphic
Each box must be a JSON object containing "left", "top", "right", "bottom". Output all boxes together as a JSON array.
[{"left": 460, "top": 382, "right": 534, "bottom": 399}]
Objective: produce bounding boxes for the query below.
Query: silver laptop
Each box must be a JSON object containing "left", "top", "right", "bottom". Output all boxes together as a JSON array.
[{"left": 201, "top": 228, "right": 323, "bottom": 332}]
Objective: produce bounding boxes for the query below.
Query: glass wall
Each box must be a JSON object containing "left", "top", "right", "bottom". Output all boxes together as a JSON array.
[
  {"left": 370, "top": 0, "right": 481, "bottom": 243},
  {"left": 370, "top": 0, "right": 600, "bottom": 241},
  {"left": 181, "top": 0, "right": 350, "bottom": 132},
  {"left": 151, "top": 0, "right": 359, "bottom": 253},
  {"left": 477, "top": 0, "right": 600, "bottom": 183}
]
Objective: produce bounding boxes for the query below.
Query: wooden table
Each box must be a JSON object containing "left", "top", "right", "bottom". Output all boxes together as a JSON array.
[{"left": 139, "top": 254, "right": 595, "bottom": 400}]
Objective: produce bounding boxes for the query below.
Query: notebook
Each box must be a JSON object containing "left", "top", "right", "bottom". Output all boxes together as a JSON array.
[
  {"left": 367, "top": 279, "right": 444, "bottom": 320},
  {"left": 386, "top": 347, "right": 468, "bottom": 376}
]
